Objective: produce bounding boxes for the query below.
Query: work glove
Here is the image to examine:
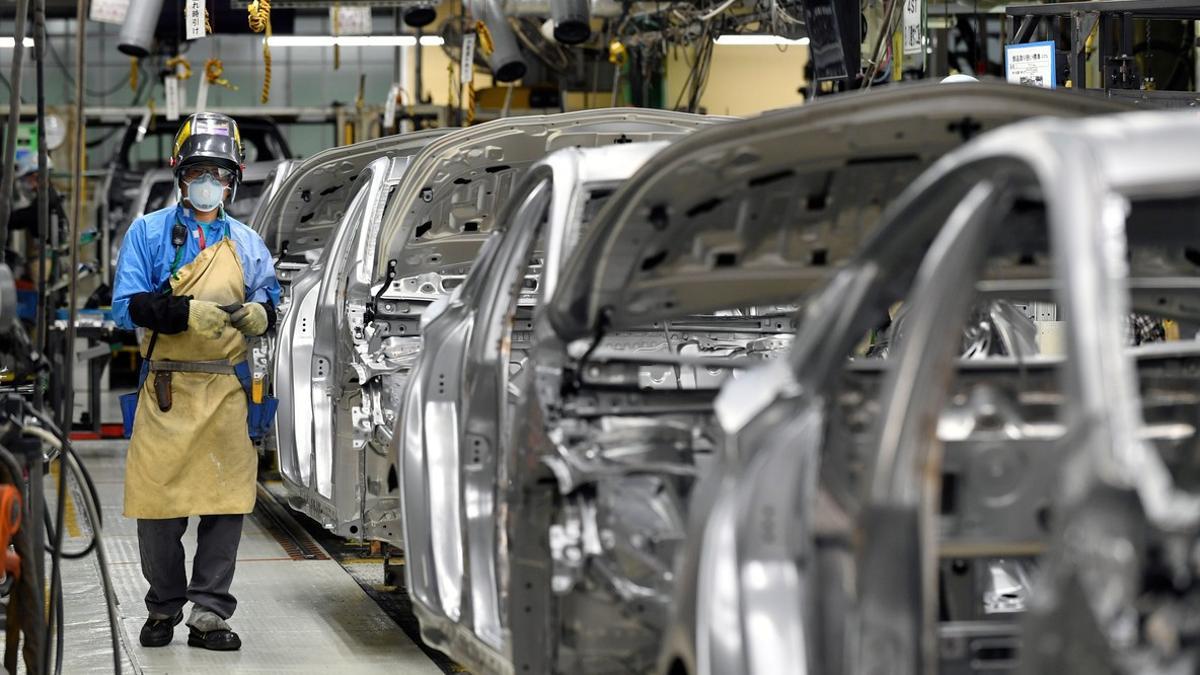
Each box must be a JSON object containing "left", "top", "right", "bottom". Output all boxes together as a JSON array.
[
  {"left": 187, "top": 300, "right": 230, "bottom": 340},
  {"left": 230, "top": 302, "right": 269, "bottom": 337}
]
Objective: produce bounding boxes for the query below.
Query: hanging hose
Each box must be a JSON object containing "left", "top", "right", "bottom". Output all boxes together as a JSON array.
[
  {"left": 247, "top": 0, "right": 272, "bottom": 103},
  {"left": 130, "top": 57, "right": 139, "bottom": 92}
]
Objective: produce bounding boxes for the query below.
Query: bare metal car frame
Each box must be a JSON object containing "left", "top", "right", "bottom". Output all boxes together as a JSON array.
[
  {"left": 271, "top": 111, "right": 719, "bottom": 541},
  {"left": 394, "top": 83, "right": 1130, "bottom": 674},
  {"left": 660, "top": 111, "right": 1200, "bottom": 675}
]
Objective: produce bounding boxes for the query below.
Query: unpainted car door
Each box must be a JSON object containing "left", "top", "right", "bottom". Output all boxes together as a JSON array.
[
  {"left": 398, "top": 142, "right": 676, "bottom": 671},
  {"left": 261, "top": 130, "right": 449, "bottom": 476},
  {"left": 276, "top": 156, "right": 412, "bottom": 537}
]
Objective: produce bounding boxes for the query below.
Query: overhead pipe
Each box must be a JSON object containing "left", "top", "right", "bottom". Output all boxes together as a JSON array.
[
  {"left": 403, "top": 1, "right": 438, "bottom": 28},
  {"left": 502, "top": 0, "right": 628, "bottom": 17},
  {"left": 550, "top": 0, "right": 591, "bottom": 44},
  {"left": 117, "top": 0, "right": 164, "bottom": 57},
  {"left": 470, "top": 0, "right": 527, "bottom": 82}
]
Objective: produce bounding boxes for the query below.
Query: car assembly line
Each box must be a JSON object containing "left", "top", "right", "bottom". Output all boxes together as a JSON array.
[{"left": 7, "top": 0, "right": 1200, "bottom": 671}]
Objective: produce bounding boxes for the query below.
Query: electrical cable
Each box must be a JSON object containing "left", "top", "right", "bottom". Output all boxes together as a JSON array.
[
  {"left": 27, "top": 425, "right": 66, "bottom": 675},
  {"left": 698, "top": 0, "right": 738, "bottom": 22},
  {"left": 24, "top": 410, "right": 120, "bottom": 675},
  {"left": 44, "top": 37, "right": 132, "bottom": 99},
  {"left": 63, "top": 445, "right": 119, "bottom": 674},
  {"left": 863, "top": 0, "right": 904, "bottom": 88},
  {"left": 0, "top": 73, "right": 14, "bottom": 103},
  {"left": 43, "top": 503, "right": 96, "bottom": 558}
]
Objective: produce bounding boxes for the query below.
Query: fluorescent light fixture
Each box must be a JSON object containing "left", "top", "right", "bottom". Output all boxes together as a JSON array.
[
  {"left": 0, "top": 38, "right": 34, "bottom": 48},
  {"left": 266, "top": 35, "right": 444, "bottom": 47},
  {"left": 714, "top": 35, "right": 809, "bottom": 46}
]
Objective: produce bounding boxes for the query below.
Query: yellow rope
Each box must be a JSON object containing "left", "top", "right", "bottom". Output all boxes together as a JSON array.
[
  {"left": 462, "top": 22, "right": 494, "bottom": 126},
  {"left": 205, "top": 7, "right": 213, "bottom": 34},
  {"left": 130, "top": 57, "right": 139, "bottom": 92},
  {"left": 474, "top": 20, "right": 494, "bottom": 56},
  {"left": 247, "top": 0, "right": 272, "bottom": 103},
  {"left": 205, "top": 58, "right": 238, "bottom": 90},
  {"left": 332, "top": 2, "right": 341, "bottom": 71},
  {"left": 165, "top": 55, "right": 192, "bottom": 81}
]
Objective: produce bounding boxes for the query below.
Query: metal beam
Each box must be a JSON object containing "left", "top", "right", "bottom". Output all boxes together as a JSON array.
[
  {"left": 1007, "top": 0, "right": 1200, "bottom": 19},
  {"left": 0, "top": 104, "right": 447, "bottom": 125}
]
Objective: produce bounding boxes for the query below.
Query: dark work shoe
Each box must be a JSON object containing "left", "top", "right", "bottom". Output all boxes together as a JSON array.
[
  {"left": 187, "top": 626, "right": 242, "bottom": 651},
  {"left": 139, "top": 610, "right": 183, "bottom": 647}
]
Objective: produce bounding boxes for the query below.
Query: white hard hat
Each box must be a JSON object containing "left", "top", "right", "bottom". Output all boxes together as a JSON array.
[{"left": 940, "top": 73, "right": 980, "bottom": 84}]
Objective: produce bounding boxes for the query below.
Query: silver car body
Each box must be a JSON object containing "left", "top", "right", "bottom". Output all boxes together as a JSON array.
[
  {"left": 275, "top": 111, "right": 718, "bottom": 541},
  {"left": 656, "top": 112, "right": 1200, "bottom": 675},
  {"left": 268, "top": 130, "right": 453, "bottom": 536},
  {"left": 485, "top": 83, "right": 1127, "bottom": 675},
  {"left": 397, "top": 140, "right": 692, "bottom": 673},
  {"left": 246, "top": 158, "right": 297, "bottom": 233}
]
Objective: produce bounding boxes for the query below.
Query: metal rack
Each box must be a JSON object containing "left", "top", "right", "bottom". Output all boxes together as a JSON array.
[{"left": 1006, "top": 0, "right": 1200, "bottom": 105}]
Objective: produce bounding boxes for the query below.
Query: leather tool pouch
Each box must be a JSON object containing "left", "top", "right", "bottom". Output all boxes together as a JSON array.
[{"left": 153, "top": 371, "right": 173, "bottom": 412}]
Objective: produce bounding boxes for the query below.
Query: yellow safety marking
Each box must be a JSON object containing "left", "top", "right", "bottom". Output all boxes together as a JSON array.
[{"left": 49, "top": 461, "right": 82, "bottom": 538}]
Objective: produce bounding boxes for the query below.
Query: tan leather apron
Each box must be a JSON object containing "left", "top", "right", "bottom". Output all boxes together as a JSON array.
[{"left": 124, "top": 237, "right": 257, "bottom": 519}]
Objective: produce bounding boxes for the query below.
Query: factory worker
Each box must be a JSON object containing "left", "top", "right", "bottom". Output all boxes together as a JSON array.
[{"left": 111, "top": 112, "right": 280, "bottom": 652}]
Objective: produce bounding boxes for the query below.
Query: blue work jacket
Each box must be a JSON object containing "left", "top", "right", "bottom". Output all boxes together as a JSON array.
[{"left": 112, "top": 205, "right": 281, "bottom": 331}]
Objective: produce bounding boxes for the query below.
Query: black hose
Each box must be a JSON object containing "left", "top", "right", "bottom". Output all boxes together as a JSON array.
[
  {"left": 62, "top": 448, "right": 120, "bottom": 674},
  {"left": 44, "top": 37, "right": 133, "bottom": 99},
  {"left": 41, "top": 504, "right": 64, "bottom": 675},
  {"left": 25, "top": 408, "right": 120, "bottom": 674},
  {"left": 42, "top": 502, "right": 98, "bottom": 559}
]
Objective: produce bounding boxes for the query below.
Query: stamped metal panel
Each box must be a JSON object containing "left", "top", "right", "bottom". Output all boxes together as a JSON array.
[
  {"left": 549, "top": 82, "right": 1133, "bottom": 341},
  {"left": 374, "top": 109, "right": 729, "bottom": 288},
  {"left": 254, "top": 129, "right": 454, "bottom": 257}
]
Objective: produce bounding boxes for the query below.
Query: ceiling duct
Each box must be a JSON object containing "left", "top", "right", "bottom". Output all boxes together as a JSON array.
[
  {"left": 117, "top": 0, "right": 164, "bottom": 57},
  {"left": 470, "top": 0, "right": 528, "bottom": 82},
  {"left": 550, "top": 0, "right": 590, "bottom": 44},
  {"left": 404, "top": 2, "right": 437, "bottom": 27}
]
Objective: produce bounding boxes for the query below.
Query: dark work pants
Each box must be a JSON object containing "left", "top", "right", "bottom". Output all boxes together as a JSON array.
[{"left": 137, "top": 514, "right": 244, "bottom": 619}]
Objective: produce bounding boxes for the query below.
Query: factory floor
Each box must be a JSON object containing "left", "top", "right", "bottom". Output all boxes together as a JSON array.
[{"left": 42, "top": 397, "right": 451, "bottom": 674}]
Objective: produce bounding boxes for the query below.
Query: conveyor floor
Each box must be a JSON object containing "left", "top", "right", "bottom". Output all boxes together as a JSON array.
[{"left": 48, "top": 440, "right": 444, "bottom": 674}]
